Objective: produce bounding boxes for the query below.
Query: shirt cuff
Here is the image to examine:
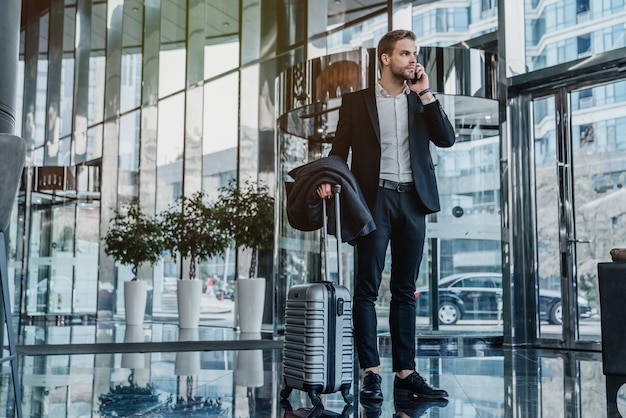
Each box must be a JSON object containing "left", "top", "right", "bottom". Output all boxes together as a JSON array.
[{"left": 421, "top": 96, "right": 437, "bottom": 105}]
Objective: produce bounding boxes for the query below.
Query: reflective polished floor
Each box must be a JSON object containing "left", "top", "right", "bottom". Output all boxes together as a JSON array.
[{"left": 1, "top": 321, "right": 624, "bottom": 417}]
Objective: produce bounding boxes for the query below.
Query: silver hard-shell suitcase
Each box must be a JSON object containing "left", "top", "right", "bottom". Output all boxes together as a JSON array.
[{"left": 280, "top": 186, "right": 354, "bottom": 407}]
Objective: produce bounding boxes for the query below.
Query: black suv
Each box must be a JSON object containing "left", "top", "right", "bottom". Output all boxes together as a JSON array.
[{"left": 415, "top": 272, "right": 592, "bottom": 325}]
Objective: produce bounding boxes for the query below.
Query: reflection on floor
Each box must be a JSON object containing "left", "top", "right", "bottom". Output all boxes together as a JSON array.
[{"left": 0, "top": 322, "right": 624, "bottom": 417}]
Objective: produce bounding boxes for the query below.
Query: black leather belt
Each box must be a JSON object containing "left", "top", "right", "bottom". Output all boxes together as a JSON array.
[{"left": 378, "top": 179, "right": 415, "bottom": 192}]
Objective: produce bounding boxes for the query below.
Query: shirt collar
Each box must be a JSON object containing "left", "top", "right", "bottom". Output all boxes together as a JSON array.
[{"left": 375, "top": 81, "right": 411, "bottom": 98}]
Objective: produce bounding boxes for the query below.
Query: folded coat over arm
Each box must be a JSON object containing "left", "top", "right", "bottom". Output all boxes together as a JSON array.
[{"left": 286, "top": 155, "right": 376, "bottom": 244}]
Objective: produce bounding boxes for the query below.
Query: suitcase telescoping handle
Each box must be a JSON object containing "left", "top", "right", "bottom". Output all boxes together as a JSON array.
[{"left": 322, "top": 185, "right": 342, "bottom": 285}]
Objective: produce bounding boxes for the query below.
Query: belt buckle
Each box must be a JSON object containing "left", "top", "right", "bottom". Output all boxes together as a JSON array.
[{"left": 396, "top": 183, "right": 402, "bottom": 192}]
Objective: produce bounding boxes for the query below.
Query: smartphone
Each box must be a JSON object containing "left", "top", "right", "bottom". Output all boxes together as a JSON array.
[{"left": 412, "top": 51, "right": 425, "bottom": 84}]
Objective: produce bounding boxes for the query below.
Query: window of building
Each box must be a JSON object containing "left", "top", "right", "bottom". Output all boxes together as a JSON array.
[
  {"left": 576, "top": 88, "right": 593, "bottom": 109},
  {"left": 577, "top": 33, "right": 591, "bottom": 56},
  {"left": 481, "top": 0, "right": 497, "bottom": 18},
  {"left": 577, "top": 0, "right": 590, "bottom": 13}
]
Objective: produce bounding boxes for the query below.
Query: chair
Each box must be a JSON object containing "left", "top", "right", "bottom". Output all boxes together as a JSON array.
[{"left": 0, "top": 133, "right": 26, "bottom": 417}]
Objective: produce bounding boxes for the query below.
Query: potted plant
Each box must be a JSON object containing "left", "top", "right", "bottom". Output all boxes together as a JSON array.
[
  {"left": 160, "top": 191, "right": 230, "bottom": 328},
  {"left": 214, "top": 179, "right": 274, "bottom": 332},
  {"left": 103, "top": 200, "right": 164, "bottom": 325}
]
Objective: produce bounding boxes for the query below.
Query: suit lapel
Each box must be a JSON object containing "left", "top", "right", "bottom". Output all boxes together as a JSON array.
[{"left": 363, "top": 88, "right": 380, "bottom": 143}]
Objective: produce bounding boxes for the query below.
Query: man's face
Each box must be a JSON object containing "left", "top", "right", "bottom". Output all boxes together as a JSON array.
[{"left": 385, "top": 38, "right": 418, "bottom": 81}]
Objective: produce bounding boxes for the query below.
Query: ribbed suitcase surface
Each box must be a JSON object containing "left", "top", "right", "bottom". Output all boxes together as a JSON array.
[{"left": 282, "top": 282, "right": 353, "bottom": 406}]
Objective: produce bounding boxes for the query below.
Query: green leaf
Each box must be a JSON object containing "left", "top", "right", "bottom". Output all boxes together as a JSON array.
[
  {"left": 213, "top": 179, "right": 274, "bottom": 277},
  {"left": 102, "top": 199, "right": 164, "bottom": 278},
  {"left": 160, "top": 191, "right": 230, "bottom": 280}
]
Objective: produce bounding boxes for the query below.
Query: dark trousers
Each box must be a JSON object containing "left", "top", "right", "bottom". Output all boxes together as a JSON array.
[{"left": 353, "top": 186, "right": 426, "bottom": 372}]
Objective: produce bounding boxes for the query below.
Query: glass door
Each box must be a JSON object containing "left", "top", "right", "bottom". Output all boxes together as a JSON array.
[
  {"left": 533, "top": 78, "right": 626, "bottom": 347},
  {"left": 533, "top": 94, "right": 563, "bottom": 340},
  {"left": 25, "top": 192, "right": 76, "bottom": 317},
  {"left": 569, "top": 81, "right": 626, "bottom": 343}
]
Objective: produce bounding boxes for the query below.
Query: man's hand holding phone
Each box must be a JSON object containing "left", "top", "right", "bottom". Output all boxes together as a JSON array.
[
  {"left": 408, "top": 63, "right": 429, "bottom": 93},
  {"left": 409, "top": 63, "right": 435, "bottom": 102}
]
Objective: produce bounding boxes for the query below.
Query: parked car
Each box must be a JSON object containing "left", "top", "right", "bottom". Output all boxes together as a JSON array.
[
  {"left": 216, "top": 288, "right": 235, "bottom": 301},
  {"left": 415, "top": 272, "right": 592, "bottom": 325}
]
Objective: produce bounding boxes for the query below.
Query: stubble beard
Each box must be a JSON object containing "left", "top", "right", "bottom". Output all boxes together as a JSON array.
[{"left": 390, "top": 62, "right": 413, "bottom": 82}]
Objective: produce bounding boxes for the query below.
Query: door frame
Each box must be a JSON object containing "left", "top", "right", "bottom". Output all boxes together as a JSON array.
[
  {"left": 506, "top": 47, "right": 626, "bottom": 350},
  {"left": 531, "top": 86, "right": 594, "bottom": 350}
]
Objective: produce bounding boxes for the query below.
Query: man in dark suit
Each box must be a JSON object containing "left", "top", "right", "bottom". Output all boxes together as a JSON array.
[{"left": 318, "top": 30, "right": 455, "bottom": 402}]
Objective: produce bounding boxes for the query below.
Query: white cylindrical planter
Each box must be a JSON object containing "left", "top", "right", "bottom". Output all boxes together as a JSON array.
[
  {"left": 234, "top": 332, "right": 264, "bottom": 387},
  {"left": 124, "top": 281, "right": 148, "bottom": 325},
  {"left": 236, "top": 278, "right": 266, "bottom": 333},
  {"left": 121, "top": 325, "right": 145, "bottom": 369},
  {"left": 177, "top": 279, "right": 203, "bottom": 328},
  {"left": 175, "top": 328, "right": 200, "bottom": 376}
]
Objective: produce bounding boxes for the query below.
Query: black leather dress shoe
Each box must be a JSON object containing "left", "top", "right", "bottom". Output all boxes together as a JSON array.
[
  {"left": 360, "top": 371, "right": 384, "bottom": 401},
  {"left": 393, "top": 371, "right": 448, "bottom": 399},
  {"left": 394, "top": 398, "right": 449, "bottom": 417}
]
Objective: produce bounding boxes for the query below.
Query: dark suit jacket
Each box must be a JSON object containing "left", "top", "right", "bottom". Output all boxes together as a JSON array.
[{"left": 329, "top": 87, "right": 456, "bottom": 214}]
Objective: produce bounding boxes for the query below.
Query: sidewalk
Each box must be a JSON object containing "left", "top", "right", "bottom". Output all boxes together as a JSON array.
[{"left": 200, "top": 296, "right": 234, "bottom": 314}]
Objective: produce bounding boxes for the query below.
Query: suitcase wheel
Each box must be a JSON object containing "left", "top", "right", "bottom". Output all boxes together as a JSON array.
[
  {"left": 341, "top": 388, "right": 354, "bottom": 405},
  {"left": 308, "top": 390, "right": 323, "bottom": 407},
  {"left": 280, "top": 385, "right": 293, "bottom": 399},
  {"left": 280, "top": 387, "right": 291, "bottom": 399}
]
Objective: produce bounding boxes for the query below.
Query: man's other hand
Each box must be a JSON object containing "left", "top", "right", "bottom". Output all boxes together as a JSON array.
[{"left": 317, "top": 183, "right": 334, "bottom": 199}]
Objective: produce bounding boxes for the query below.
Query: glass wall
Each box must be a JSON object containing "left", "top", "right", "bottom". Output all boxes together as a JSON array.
[
  {"left": 275, "top": 48, "right": 372, "bottom": 330},
  {"left": 425, "top": 96, "right": 501, "bottom": 329},
  {"left": 15, "top": 0, "right": 243, "bottom": 322},
  {"left": 276, "top": 46, "right": 500, "bottom": 333},
  {"left": 9, "top": 0, "right": 626, "bottom": 346},
  {"left": 412, "top": 0, "right": 498, "bottom": 47}
]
